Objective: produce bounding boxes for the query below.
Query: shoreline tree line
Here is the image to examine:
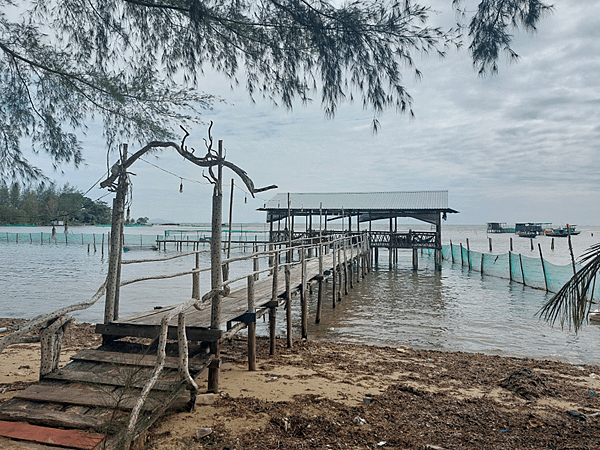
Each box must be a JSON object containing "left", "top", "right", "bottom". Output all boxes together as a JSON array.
[{"left": 0, "top": 182, "right": 112, "bottom": 226}]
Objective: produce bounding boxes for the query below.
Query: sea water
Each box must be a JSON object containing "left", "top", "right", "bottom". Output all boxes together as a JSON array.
[{"left": 1, "top": 224, "right": 599, "bottom": 365}]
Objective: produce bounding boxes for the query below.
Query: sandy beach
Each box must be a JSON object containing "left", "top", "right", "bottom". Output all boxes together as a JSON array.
[{"left": 1, "top": 319, "right": 600, "bottom": 449}]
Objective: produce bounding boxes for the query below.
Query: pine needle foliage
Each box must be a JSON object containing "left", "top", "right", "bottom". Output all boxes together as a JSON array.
[{"left": 1, "top": 0, "right": 551, "bottom": 181}]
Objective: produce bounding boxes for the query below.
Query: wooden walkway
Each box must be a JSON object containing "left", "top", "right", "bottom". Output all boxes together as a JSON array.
[{"left": 0, "top": 240, "right": 369, "bottom": 449}]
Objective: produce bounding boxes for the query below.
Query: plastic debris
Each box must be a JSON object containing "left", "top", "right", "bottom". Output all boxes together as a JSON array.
[
  {"left": 265, "top": 376, "right": 278, "bottom": 382},
  {"left": 590, "top": 390, "right": 596, "bottom": 397},
  {"left": 590, "top": 373, "right": 597, "bottom": 379},
  {"left": 377, "top": 441, "right": 386, "bottom": 446},
  {"left": 567, "top": 410, "right": 587, "bottom": 420},
  {"left": 195, "top": 427, "right": 213, "bottom": 439},
  {"left": 353, "top": 416, "right": 367, "bottom": 426}
]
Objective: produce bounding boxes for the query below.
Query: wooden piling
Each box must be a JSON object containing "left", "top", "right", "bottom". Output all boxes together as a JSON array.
[
  {"left": 332, "top": 243, "right": 337, "bottom": 308},
  {"left": 301, "top": 251, "right": 308, "bottom": 339},
  {"left": 269, "top": 251, "right": 279, "bottom": 356},
  {"left": 247, "top": 275, "right": 256, "bottom": 371},
  {"left": 488, "top": 237, "right": 492, "bottom": 252},
  {"left": 285, "top": 265, "right": 292, "bottom": 348}
]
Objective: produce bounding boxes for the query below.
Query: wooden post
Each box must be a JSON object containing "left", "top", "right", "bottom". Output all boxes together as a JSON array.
[
  {"left": 450, "top": 241, "right": 454, "bottom": 263},
  {"left": 551, "top": 237, "right": 554, "bottom": 250},
  {"left": 247, "top": 275, "right": 256, "bottom": 371},
  {"left": 270, "top": 251, "right": 279, "bottom": 356},
  {"left": 480, "top": 252, "right": 485, "bottom": 273},
  {"left": 538, "top": 243, "right": 549, "bottom": 292},
  {"left": 488, "top": 237, "right": 492, "bottom": 252},
  {"left": 301, "top": 251, "right": 308, "bottom": 339},
  {"left": 285, "top": 265, "right": 292, "bottom": 348},
  {"left": 508, "top": 251, "right": 513, "bottom": 281},
  {"left": 412, "top": 248, "right": 418, "bottom": 270},
  {"left": 519, "top": 253, "right": 526, "bottom": 286},
  {"left": 316, "top": 237, "right": 324, "bottom": 324},
  {"left": 192, "top": 251, "right": 200, "bottom": 300},
  {"left": 337, "top": 245, "right": 343, "bottom": 301},
  {"left": 208, "top": 140, "right": 224, "bottom": 394},
  {"left": 466, "top": 238, "right": 471, "bottom": 271},
  {"left": 347, "top": 239, "right": 353, "bottom": 290},
  {"left": 332, "top": 242, "right": 337, "bottom": 308},
  {"left": 224, "top": 178, "right": 234, "bottom": 281},
  {"left": 510, "top": 237, "right": 513, "bottom": 252},
  {"left": 253, "top": 243, "right": 259, "bottom": 281},
  {"left": 460, "top": 243, "right": 464, "bottom": 267},
  {"left": 104, "top": 144, "right": 127, "bottom": 329},
  {"left": 530, "top": 238, "right": 534, "bottom": 251},
  {"left": 389, "top": 217, "right": 393, "bottom": 269}
]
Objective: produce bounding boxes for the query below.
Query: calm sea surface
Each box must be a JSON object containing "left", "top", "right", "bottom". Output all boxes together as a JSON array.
[{"left": 2, "top": 224, "right": 600, "bottom": 365}]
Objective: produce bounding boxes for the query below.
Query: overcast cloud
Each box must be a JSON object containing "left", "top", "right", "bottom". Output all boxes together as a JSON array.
[{"left": 22, "top": 0, "right": 600, "bottom": 226}]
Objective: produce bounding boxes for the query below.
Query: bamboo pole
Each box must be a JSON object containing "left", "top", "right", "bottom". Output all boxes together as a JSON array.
[
  {"left": 519, "top": 253, "right": 526, "bottom": 286},
  {"left": 538, "top": 243, "right": 549, "bottom": 292}
]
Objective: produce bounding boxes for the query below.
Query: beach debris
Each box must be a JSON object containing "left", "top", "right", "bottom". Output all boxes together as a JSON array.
[
  {"left": 363, "top": 393, "right": 373, "bottom": 405},
  {"left": 353, "top": 416, "right": 367, "bottom": 426},
  {"left": 195, "top": 427, "right": 213, "bottom": 439},
  {"left": 499, "top": 368, "right": 554, "bottom": 400},
  {"left": 590, "top": 373, "right": 597, "bottom": 379},
  {"left": 283, "top": 418, "right": 289, "bottom": 431},
  {"left": 377, "top": 441, "right": 386, "bottom": 446},
  {"left": 265, "top": 376, "right": 278, "bottom": 382},
  {"left": 567, "top": 410, "right": 587, "bottom": 420},
  {"left": 590, "top": 390, "right": 596, "bottom": 397},
  {"left": 425, "top": 446, "right": 446, "bottom": 450}
]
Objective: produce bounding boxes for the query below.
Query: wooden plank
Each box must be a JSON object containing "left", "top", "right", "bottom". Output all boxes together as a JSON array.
[
  {"left": 0, "top": 420, "right": 104, "bottom": 449},
  {"left": 43, "top": 371, "right": 182, "bottom": 392},
  {"left": 0, "top": 406, "right": 104, "bottom": 430},
  {"left": 14, "top": 385, "right": 163, "bottom": 412},
  {"left": 94, "top": 323, "right": 222, "bottom": 343},
  {"left": 71, "top": 349, "right": 213, "bottom": 373}
]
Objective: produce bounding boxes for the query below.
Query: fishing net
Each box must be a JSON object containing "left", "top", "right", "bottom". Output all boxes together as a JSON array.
[{"left": 425, "top": 243, "right": 596, "bottom": 296}]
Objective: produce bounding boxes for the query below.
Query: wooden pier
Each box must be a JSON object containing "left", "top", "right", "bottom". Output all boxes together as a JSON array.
[
  {"left": 0, "top": 137, "right": 457, "bottom": 449},
  {"left": 0, "top": 235, "right": 369, "bottom": 449}
]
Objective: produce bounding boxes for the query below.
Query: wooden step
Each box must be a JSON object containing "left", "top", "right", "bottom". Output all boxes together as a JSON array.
[
  {"left": 0, "top": 420, "right": 104, "bottom": 449},
  {"left": 14, "top": 384, "right": 168, "bottom": 411},
  {"left": 0, "top": 407, "right": 104, "bottom": 430},
  {"left": 70, "top": 349, "right": 213, "bottom": 372}
]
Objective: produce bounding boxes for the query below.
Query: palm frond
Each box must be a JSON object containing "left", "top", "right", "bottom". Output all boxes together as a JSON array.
[{"left": 538, "top": 245, "right": 600, "bottom": 332}]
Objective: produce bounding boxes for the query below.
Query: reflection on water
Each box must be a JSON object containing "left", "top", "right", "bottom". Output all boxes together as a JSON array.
[{"left": 2, "top": 225, "right": 600, "bottom": 365}]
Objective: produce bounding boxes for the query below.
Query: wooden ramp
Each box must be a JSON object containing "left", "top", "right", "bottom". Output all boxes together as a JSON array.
[{"left": 0, "top": 340, "right": 213, "bottom": 449}]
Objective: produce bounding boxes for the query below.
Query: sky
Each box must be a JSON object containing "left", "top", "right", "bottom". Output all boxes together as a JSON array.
[{"left": 21, "top": 0, "right": 600, "bottom": 226}]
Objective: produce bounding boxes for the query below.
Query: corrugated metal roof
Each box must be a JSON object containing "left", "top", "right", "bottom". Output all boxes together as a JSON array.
[{"left": 260, "top": 191, "right": 455, "bottom": 212}]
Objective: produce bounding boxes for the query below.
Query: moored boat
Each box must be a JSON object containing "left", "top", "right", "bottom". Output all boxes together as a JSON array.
[
  {"left": 517, "top": 231, "right": 537, "bottom": 238},
  {"left": 544, "top": 224, "right": 581, "bottom": 237}
]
